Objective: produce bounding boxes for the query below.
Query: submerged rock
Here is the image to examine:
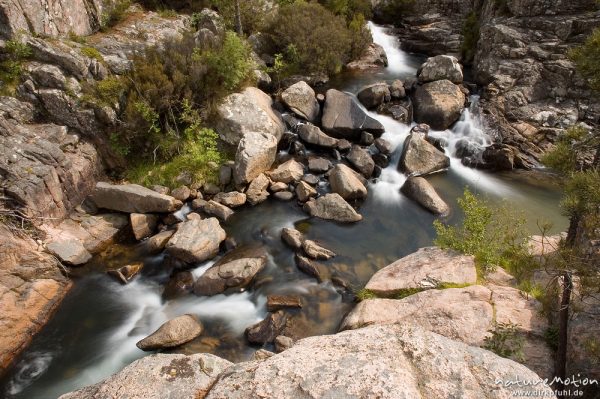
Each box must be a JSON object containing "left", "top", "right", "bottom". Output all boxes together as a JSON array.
[
  {"left": 194, "top": 246, "right": 268, "bottom": 296},
  {"left": 90, "top": 182, "right": 182, "bottom": 214},
  {"left": 163, "top": 271, "right": 195, "bottom": 299},
  {"left": 303, "top": 194, "right": 362, "bottom": 223},
  {"left": 401, "top": 177, "right": 449, "bottom": 216},
  {"left": 137, "top": 315, "right": 203, "bottom": 351},
  {"left": 321, "top": 89, "right": 384, "bottom": 140},
  {"left": 267, "top": 295, "right": 303, "bottom": 312},
  {"left": 166, "top": 218, "right": 226, "bottom": 264},
  {"left": 206, "top": 324, "right": 556, "bottom": 399},
  {"left": 59, "top": 353, "right": 231, "bottom": 399},
  {"left": 302, "top": 240, "right": 336, "bottom": 260},
  {"left": 107, "top": 263, "right": 144, "bottom": 285},
  {"left": 245, "top": 311, "right": 288, "bottom": 344}
]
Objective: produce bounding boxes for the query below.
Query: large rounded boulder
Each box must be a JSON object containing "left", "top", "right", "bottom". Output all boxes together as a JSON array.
[
  {"left": 413, "top": 79, "right": 466, "bottom": 130},
  {"left": 216, "top": 87, "right": 285, "bottom": 146},
  {"left": 418, "top": 55, "right": 464, "bottom": 84}
]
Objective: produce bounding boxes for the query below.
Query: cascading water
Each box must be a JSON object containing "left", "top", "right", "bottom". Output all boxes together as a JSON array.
[
  {"left": 1, "top": 22, "right": 568, "bottom": 399},
  {"left": 367, "top": 22, "right": 418, "bottom": 76}
]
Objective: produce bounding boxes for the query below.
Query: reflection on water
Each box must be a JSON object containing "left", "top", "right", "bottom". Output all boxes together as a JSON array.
[{"left": 0, "top": 22, "right": 568, "bottom": 399}]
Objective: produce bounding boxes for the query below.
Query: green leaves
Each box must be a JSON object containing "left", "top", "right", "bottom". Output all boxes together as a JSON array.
[
  {"left": 569, "top": 27, "right": 600, "bottom": 91},
  {"left": 434, "top": 188, "right": 527, "bottom": 275}
]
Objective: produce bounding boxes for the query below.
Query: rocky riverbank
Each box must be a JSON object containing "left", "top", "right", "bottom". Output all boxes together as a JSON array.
[
  {"left": 0, "top": 1, "right": 596, "bottom": 398},
  {"left": 374, "top": 0, "right": 600, "bottom": 168}
]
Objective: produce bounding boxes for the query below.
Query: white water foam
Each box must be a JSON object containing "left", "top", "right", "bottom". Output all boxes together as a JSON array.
[{"left": 368, "top": 21, "right": 417, "bottom": 76}]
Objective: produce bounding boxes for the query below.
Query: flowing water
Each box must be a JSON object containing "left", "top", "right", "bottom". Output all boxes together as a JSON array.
[{"left": 0, "top": 23, "right": 568, "bottom": 399}]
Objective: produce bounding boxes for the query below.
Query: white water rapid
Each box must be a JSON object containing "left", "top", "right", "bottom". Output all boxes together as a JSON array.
[{"left": 367, "top": 23, "right": 517, "bottom": 201}]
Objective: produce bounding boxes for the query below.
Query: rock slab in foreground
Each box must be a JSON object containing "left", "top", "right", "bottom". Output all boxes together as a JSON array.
[
  {"left": 137, "top": 314, "right": 203, "bottom": 351},
  {"left": 340, "top": 286, "right": 493, "bottom": 346},
  {"left": 90, "top": 182, "right": 182, "bottom": 214},
  {"left": 59, "top": 353, "right": 232, "bottom": 399},
  {"left": 366, "top": 246, "right": 476, "bottom": 295},
  {"left": 205, "top": 324, "right": 556, "bottom": 399},
  {"left": 303, "top": 193, "right": 362, "bottom": 223},
  {"left": 166, "top": 218, "right": 226, "bottom": 264}
]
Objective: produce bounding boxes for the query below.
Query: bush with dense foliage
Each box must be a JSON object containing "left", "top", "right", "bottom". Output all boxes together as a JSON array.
[
  {"left": 0, "top": 40, "right": 32, "bottom": 96},
  {"left": 101, "top": 0, "right": 132, "bottom": 30},
  {"left": 96, "top": 29, "right": 253, "bottom": 186},
  {"left": 569, "top": 27, "right": 600, "bottom": 91},
  {"left": 433, "top": 188, "right": 528, "bottom": 276},
  {"left": 264, "top": 1, "right": 368, "bottom": 75},
  {"left": 374, "top": 0, "right": 415, "bottom": 25}
]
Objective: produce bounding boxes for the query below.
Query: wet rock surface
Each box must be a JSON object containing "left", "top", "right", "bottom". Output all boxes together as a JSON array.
[
  {"left": 166, "top": 218, "right": 226, "bottom": 264},
  {"left": 194, "top": 246, "right": 268, "bottom": 296},
  {"left": 136, "top": 315, "right": 204, "bottom": 351}
]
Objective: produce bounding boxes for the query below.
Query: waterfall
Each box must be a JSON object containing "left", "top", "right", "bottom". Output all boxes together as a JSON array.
[{"left": 367, "top": 21, "right": 417, "bottom": 76}]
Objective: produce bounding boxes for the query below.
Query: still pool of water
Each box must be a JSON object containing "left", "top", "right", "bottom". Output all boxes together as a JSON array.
[{"left": 0, "top": 23, "right": 568, "bottom": 399}]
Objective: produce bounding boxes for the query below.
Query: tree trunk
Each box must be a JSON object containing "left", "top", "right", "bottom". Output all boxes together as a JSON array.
[
  {"left": 555, "top": 271, "right": 573, "bottom": 396},
  {"left": 234, "top": 0, "right": 243, "bottom": 36}
]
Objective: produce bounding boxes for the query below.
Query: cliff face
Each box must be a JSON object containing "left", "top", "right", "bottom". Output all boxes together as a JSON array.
[
  {"left": 0, "top": 4, "right": 190, "bottom": 375},
  {"left": 378, "top": 0, "right": 600, "bottom": 166},
  {"left": 0, "top": 0, "right": 104, "bottom": 39}
]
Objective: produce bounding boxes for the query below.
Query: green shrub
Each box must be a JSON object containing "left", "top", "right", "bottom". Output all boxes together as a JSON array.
[
  {"left": 200, "top": 31, "right": 254, "bottom": 92},
  {"left": 81, "top": 46, "right": 104, "bottom": 62},
  {"left": 82, "top": 75, "right": 126, "bottom": 107},
  {"left": 264, "top": 1, "right": 354, "bottom": 75},
  {"left": 207, "top": 0, "right": 272, "bottom": 35},
  {"left": 0, "top": 40, "right": 32, "bottom": 96},
  {"left": 376, "top": 0, "right": 415, "bottom": 25},
  {"left": 461, "top": 11, "right": 480, "bottom": 63},
  {"left": 483, "top": 322, "right": 525, "bottom": 361},
  {"left": 318, "top": 0, "right": 373, "bottom": 22},
  {"left": 348, "top": 12, "right": 372, "bottom": 60},
  {"left": 101, "top": 0, "right": 132, "bottom": 30},
  {"left": 570, "top": 27, "right": 600, "bottom": 91},
  {"left": 434, "top": 188, "right": 528, "bottom": 275},
  {"left": 127, "top": 101, "right": 223, "bottom": 187}
]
